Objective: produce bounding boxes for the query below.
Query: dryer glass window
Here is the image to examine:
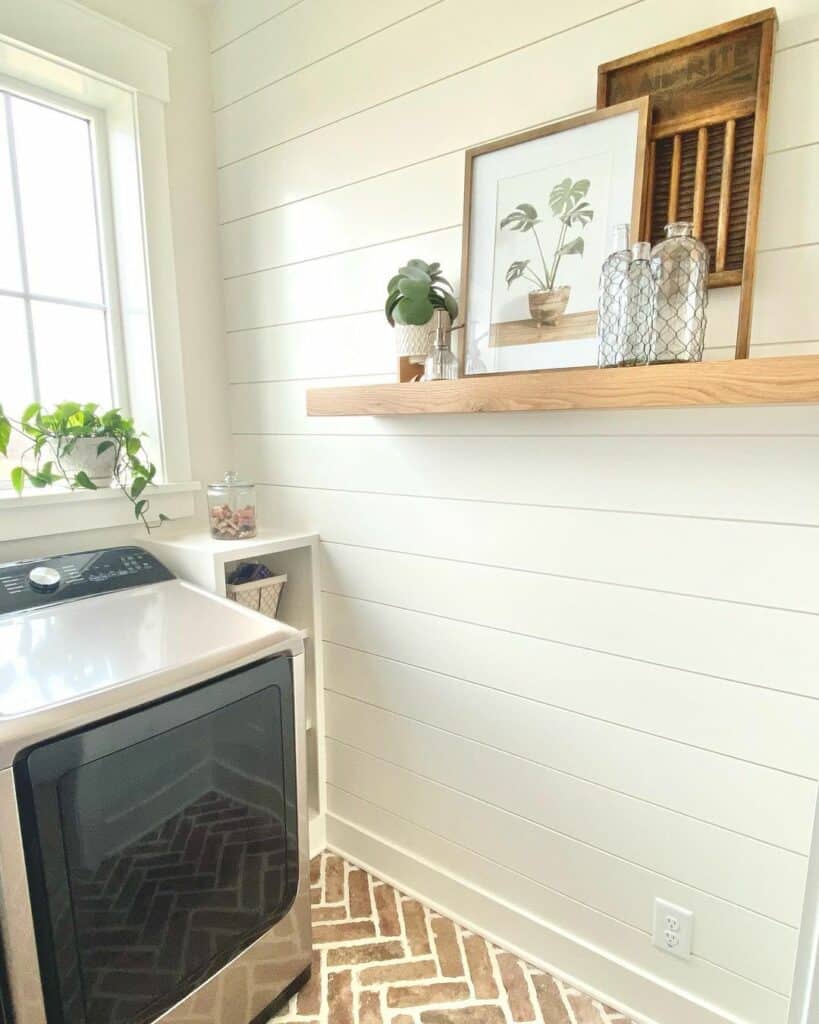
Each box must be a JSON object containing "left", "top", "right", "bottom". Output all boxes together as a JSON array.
[{"left": 16, "top": 656, "right": 298, "bottom": 1024}]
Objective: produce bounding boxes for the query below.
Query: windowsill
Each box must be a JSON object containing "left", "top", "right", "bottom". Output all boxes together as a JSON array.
[{"left": 0, "top": 481, "right": 201, "bottom": 543}]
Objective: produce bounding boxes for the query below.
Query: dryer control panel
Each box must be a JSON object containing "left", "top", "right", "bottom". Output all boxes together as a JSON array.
[{"left": 0, "top": 547, "right": 174, "bottom": 615}]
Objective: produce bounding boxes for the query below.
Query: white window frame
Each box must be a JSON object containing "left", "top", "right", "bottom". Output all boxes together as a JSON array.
[
  {"left": 0, "top": 2, "right": 198, "bottom": 541},
  {"left": 0, "top": 74, "right": 129, "bottom": 423}
]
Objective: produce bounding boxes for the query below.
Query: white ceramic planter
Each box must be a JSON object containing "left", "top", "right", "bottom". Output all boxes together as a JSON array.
[
  {"left": 394, "top": 321, "right": 436, "bottom": 360},
  {"left": 52, "top": 436, "right": 118, "bottom": 485}
]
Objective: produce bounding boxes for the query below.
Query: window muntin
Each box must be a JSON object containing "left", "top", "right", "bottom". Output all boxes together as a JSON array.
[{"left": 0, "top": 84, "right": 124, "bottom": 482}]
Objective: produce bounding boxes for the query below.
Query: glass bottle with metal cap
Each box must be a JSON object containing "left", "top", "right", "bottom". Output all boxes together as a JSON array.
[{"left": 423, "top": 308, "right": 459, "bottom": 381}]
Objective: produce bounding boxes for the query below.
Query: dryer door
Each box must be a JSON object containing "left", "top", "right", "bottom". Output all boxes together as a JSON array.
[{"left": 16, "top": 654, "right": 298, "bottom": 1024}]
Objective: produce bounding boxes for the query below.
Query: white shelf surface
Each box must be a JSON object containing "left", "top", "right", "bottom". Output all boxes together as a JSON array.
[{"left": 146, "top": 527, "right": 319, "bottom": 562}]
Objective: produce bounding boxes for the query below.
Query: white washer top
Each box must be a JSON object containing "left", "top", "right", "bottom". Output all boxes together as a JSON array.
[{"left": 0, "top": 579, "right": 301, "bottom": 766}]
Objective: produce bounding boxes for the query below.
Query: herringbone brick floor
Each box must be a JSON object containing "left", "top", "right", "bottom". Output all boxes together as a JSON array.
[{"left": 274, "top": 852, "right": 636, "bottom": 1024}]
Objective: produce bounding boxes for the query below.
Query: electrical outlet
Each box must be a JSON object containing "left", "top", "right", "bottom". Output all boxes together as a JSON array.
[{"left": 653, "top": 899, "right": 693, "bottom": 959}]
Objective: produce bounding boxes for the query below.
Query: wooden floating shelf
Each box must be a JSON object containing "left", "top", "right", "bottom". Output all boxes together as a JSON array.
[{"left": 306, "top": 355, "right": 819, "bottom": 417}]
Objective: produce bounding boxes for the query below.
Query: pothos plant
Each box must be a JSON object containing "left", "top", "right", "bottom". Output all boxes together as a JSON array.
[
  {"left": 385, "top": 259, "right": 458, "bottom": 326},
  {"left": 501, "top": 177, "right": 594, "bottom": 293},
  {"left": 0, "top": 401, "right": 169, "bottom": 533}
]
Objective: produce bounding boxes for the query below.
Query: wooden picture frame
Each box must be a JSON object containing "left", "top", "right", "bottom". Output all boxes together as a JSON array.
[
  {"left": 458, "top": 97, "right": 650, "bottom": 377},
  {"left": 597, "top": 9, "right": 777, "bottom": 359}
]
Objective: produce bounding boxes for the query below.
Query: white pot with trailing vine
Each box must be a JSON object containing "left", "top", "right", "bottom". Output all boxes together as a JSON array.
[
  {"left": 385, "top": 259, "right": 459, "bottom": 360},
  {"left": 500, "top": 178, "right": 594, "bottom": 326},
  {"left": 0, "top": 401, "right": 169, "bottom": 532}
]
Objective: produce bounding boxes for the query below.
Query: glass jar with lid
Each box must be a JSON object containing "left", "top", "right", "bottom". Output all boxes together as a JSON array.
[{"left": 207, "top": 471, "right": 257, "bottom": 540}]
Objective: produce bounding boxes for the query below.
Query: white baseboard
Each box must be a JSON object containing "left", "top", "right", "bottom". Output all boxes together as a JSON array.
[{"left": 326, "top": 811, "right": 743, "bottom": 1024}]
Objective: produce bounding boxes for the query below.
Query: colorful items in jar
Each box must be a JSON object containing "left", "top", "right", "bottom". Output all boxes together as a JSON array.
[{"left": 209, "top": 501, "right": 257, "bottom": 539}]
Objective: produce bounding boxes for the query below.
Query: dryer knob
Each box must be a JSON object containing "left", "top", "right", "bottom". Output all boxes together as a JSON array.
[{"left": 28, "top": 566, "right": 61, "bottom": 593}]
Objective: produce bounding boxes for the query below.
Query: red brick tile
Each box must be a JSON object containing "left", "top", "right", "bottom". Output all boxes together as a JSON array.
[
  {"left": 359, "top": 959, "right": 437, "bottom": 985},
  {"left": 358, "top": 989, "right": 382, "bottom": 1024},
  {"left": 374, "top": 884, "right": 400, "bottom": 936},
  {"left": 327, "top": 969, "right": 353, "bottom": 1024},
  {"left": 327, "top": 941, "right": 405, "bottom": 967},
  {"left": 401, "top": 899, "right": 431, "bottom": 955},
  {"left": 348, "top": 868, "right": 372, "bottom": 918},
  {"left": 387, "top": 983, "right": 471, "bottom": 1008},
  {"left": 463, "top": 934, "right": 498, "bottom": 999},
  {"left": 324, "top": 854, "right": 345, "bottom": 903},
  {"left": 431, "top": 916, "right": 464, "bottom": 978},
  {"left": 496, "top": 953, "right": 535, "bottom": 1021},
  {"left": 313, "top": 920, "right": 375, "bottom": 944}
]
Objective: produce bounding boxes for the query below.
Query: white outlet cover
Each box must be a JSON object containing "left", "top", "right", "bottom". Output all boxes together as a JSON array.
[{"left": 653, "top": 898, "right": 693, "bottom": 959}]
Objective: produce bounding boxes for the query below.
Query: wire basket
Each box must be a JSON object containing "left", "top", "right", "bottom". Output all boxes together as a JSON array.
[{"left": 226, "top": 573, "right": 287, "bottom": 619}]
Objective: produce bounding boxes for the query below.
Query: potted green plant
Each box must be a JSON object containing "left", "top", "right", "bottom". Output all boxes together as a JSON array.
[
  {"left": 0, "top": 401, "right": 169, "bottom": 532},
  {"left": 500, "top": 177, "right": 594, "bottom": 325},
  {"left": 385, "top": 259, "right": 458, "bottom": 359}
]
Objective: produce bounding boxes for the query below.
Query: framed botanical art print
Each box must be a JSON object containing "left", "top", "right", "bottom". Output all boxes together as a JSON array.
[{"left": 459, "top": 97, "right": 650, "bottom": 376}]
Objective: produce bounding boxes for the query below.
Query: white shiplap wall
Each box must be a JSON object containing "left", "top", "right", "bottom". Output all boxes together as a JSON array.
[{"left": 209, "top": 3, "right": 819, "bottom": 1022}]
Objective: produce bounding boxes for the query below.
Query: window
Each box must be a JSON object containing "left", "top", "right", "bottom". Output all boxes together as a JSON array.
[
  {"left": 0, "top": 82, "right": 124, "bottom": 482},
  {"left": 0, "top": 5, "right": 196, "bottom": 539}
]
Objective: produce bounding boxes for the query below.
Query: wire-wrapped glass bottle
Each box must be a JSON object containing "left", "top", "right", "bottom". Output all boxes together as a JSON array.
[
  {"left": 620, "top": 242, "right": 654, "bottom": 365},
  {"left": 597, "top": 224, "right": 631, "bottom": 367},
  {"left": 649, "top": 221, "right": 709, "bottom": 363}
]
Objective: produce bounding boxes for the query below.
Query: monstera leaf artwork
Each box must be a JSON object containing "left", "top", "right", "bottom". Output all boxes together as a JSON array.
[{"left": 500, "top": 178, "right": 594, "bottom": 295}]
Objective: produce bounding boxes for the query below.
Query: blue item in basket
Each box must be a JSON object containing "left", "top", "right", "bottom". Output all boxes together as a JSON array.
[{"left": 227, "top": 562, "right": 273, "bottom": 586}]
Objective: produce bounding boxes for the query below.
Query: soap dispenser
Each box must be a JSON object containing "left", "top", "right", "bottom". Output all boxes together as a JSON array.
[{"left": 423, "top": 309, "right": 458, "bottom": 381}]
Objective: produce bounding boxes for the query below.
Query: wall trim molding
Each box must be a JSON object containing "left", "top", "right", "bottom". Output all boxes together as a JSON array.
[
  {"left": 327, "top": 811, "right": 747, "bottom": 1024},
  {"left": 0, "top": 0, "right": 170, "bottom": 100}
]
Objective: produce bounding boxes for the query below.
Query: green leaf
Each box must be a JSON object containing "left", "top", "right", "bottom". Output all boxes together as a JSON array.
[
  {"left": 74, "top": 470, "right": 98, "bottom": 490},
  {"left": 21, "top": 402, "right": 41, "bottom": 423},
  {"left": 397, "top": 277, "right": 429, "bottom": 301},
  {"left": 385, "top": 292, "right": 400, "bottom": 326},
  {"left": 387, "top": 274, "right": 401, "bottom": 294},
  {"left": 131, "top": 476, "right": 147, "bottom": 499},
  {"left": 134, "top": 499, "right": 148, "bottom": 520},
  {"left": 96, "top": 440, "right": 115, "bottom": 456},
  {"left": 393, "top": 295, "right": 434, "bottom": 326},
  {"left": 397, "top": 265, "right": 431, "bottom": 285},
  {"left": 405, "top": 259, "right": 430, "bottom": 272},
  {"left": 126, "top": 437, "right": 141, "bottom": 457},
  {"left": 500, "top": 205, "right": 540, "bottom": 232},
  {"left": 557, "top": 236, "right": 585, "bottom": 257},
  {"left": 158, "top": 513, "right": 170, "bottom": 523},
  {"left": 0, "top": 415, "right": 9, "bottom": 457},
  {"left": 10, "top": 466, "right": 24, "bottom": 494},
  {"left": 505, "top": 259, "right": 531, "bottom": 287},
  {"left": 500, "top": 212, "right": 524, "bottom": 230},
  {"left": 549, "top": 178, "right": 591, "bottom": 217},
  {"left": 563, "top": 201, "right": 594, "bottom": 227}
]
